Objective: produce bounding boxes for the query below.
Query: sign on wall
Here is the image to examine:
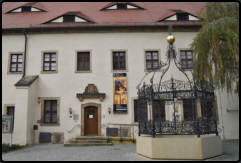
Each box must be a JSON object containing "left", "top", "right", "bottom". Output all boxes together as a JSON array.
[
  {"left": 2, "top": 115, "right": 13, "bottom": 133},
  {"left": 113, "top": 73, "right": 127, "bottom": 113}
]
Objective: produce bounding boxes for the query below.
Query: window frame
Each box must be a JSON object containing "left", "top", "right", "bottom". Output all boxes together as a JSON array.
[
  {"left": 144, "top": 49, "right": 162, "bottom": 72},
  {"left": 10, "top": 54, "right": 23, "bottom": 72},
  {"left": 7, "top": 106, "right": 15, "bottom": 131},
  {"left": 77, "top": 52, "right": 90, "bottom": 71},
  {"left": 111, "top": 49, "right": 128, "bottom": 73},
  {"left": 145, "top": 51, "right": 159, "bottom": 70},
  {"left": 7, "top": 52, "right": 24, "bottom": 75},
  {"left": 177, "top": 13, "right": 189, "bottom": 21},
  {"left": 178, "top": 49, "right": 193, "bottom": 71},
  {"left": 41, "top": 51, "right": 58, "bottom": 74},
  {"left": 21, "top": 6, "right": 31, "bottom": 12},
  {"left": 75, "top": 50, "right": 92, "bottom": 73},
  {"left": 40, "top": 97, "right": 60, "bottom": 126},
  {"left": 180, "top": 50, "right": 193, "bottom": 69},
  {"left": 43, "top": 53, "right": 57, "bottom": 71},
  {"left": 44, "top": 100, "right": 58, "bottom": 123},
  {"left": 113, "top": 52, "right": 126, "bottom": 70}
]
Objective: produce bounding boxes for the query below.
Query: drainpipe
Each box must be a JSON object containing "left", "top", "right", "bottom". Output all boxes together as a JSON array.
[{"left": 22, "top": 29, "right": 27, "bottom": 78}]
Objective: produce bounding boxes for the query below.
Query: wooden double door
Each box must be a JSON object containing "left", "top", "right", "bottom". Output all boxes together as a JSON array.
[{"left": 84, "top": 106, "right": 98, "bottom": 136}]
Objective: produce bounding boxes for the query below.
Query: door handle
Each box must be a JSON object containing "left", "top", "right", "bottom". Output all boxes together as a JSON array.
[{"left": 95, "top": 119, "right": 97, "bottom": 123}]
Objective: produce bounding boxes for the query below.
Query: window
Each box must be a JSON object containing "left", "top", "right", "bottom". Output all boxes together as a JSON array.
[
  {"left": 43, "top": 53, "right": 56, "bottom": 71},
  {"left": 77, "top": 52, "right": 90, "bottom": 71},
  {"left": 201, "top": 100, "right": 214, "bottom": 120},
  {"left": 40, "top": 97, "right": 60, "bottom": 126},
  {"left": 183, "top": 99, "right": 196, "bottom": 121},
  {"left": 177, "top": 13, "right": 189, "bottom": 21},
  {"left": 63, "top": 15, "right": 75, "bottom": 23},
  {"left": 180, "top": 50, "right": 193, "bottom": 69},
  {"left": 113, "top": 52, "right": 126, "bottom": 70},
  {"left": 44, "top": 100, "right": 57, "bottom": 123},
  {"left": 10, "top": 54, "right": 23, "bottom": 72},
  {"left": 153, "top": 100, "right": 165, "bottom": 121},
  {"left": 7, "top": 107, "right": 15, "bottom": 131},
  {"left": 21, "top": 6, "right": 31, "bottom": 12},
  {"left": 134, "top": 100, "right": 147, "bottom": 122},
  {"left": 146, "top": 51, "right": 159, "bottom": 70},
  {"left": 117, "top": 4, "right": 127, "bottom": 9}
]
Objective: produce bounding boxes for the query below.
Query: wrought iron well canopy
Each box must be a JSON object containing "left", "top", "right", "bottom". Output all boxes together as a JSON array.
[{"left": 136, "top": 24, "right": 221, "bottom": 138}]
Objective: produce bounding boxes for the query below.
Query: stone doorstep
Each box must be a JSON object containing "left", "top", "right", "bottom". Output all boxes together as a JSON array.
[
  {"left": 102, "top": 136, "right": 136, "bottom": 141},
  {"left": 64, "top": 143, "right": 113, "bottom": 147},
  {"left": 70, "top": 140, "right": 108, "bottom": 144}
]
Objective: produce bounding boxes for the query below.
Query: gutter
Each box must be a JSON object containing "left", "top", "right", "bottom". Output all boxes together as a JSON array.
[{"left": 22, "top": 29, "right": 27, "bottom": 78}]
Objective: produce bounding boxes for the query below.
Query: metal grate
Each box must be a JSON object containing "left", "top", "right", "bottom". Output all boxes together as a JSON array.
[
  {"left": 55, "top": 135, "right": 61, "bottom": 143},
  {"left": 106, "top": 128, "right": 118, "bottom": 136},
  {"left": 122, "top": 129, "right": 128, "bottom": 137},
  {"left": 39, "top": 132, "right": 52, "bottom": 143}
]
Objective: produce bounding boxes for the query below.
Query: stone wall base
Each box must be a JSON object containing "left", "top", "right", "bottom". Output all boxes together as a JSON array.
[{"left": 137, "top": 135, "right": 222, "bottom": 160}]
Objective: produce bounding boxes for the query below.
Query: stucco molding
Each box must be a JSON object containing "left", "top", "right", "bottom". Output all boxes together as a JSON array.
[
  {"left": 81, "top": 102, "right": 101, "bottom": 136},
  {"left": 76, "top": 84, "right": 106, "bottom": 102}
]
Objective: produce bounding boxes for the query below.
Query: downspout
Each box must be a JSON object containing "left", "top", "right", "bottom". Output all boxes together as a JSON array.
[{"left": 22, "top": 29, "right": 27, "bottom": 78}]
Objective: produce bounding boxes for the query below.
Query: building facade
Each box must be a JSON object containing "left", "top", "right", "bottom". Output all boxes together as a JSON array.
[{"left": 2, "top": 2, "right": 239, "bottom": 145}]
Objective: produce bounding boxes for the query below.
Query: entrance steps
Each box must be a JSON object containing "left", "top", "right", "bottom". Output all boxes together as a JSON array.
[{"left": 64, "top": 136, "right": 113, "bottom": 147}]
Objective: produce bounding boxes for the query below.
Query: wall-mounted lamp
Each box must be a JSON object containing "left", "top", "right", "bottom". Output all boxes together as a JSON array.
[
  {"left": 108, "top": 107, "right": 111, "bottom": 114},
  {"left": 38, "top": 97, "right": 41, "bottom": 104},
  {"left": 69, "top": 108, "right": 72, "bottom": 114}
]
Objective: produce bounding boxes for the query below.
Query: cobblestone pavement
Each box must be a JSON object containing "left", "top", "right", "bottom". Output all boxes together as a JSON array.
[{"left": 2, "top": 140, "right": 239, "bottom": 161}]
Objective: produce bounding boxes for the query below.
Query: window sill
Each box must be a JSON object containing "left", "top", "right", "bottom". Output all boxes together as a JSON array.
[
  {"left": 40, "top": 71, "right": 58, "bottom": 74},
  {"left": 7, "top": 72, "right": 23, "bottom": 75},
  {"left": 40, "top": 123, "right": 60, "bottom": 126},
  {"left": 144, "top": 69, "right": 162, "bottom": 72},
  {"left": 111, "top": 69, "right": 128, "bottom": 73},
  {"left": 75, "top": 70, "right": 92, "bottom": 73}
]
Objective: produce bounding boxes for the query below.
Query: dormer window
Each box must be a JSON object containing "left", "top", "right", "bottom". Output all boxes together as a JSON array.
[
  {"left": 63, "top": 15, "right": 75, "bottom": 23},
  {"left": 100, "top": 2, "right": 145, "bottom": 10},
  {"left": 9, "top": 6, "right": 43, "bottom": 13},
  {"left": 117, "top": 4, "right": 127, "bottom": 9},
  {"left": 21, "top": 6, "right": 31, "bottom": 12},
  {"left": 177, "top": 13, "right": 188, "bottom": 21}
]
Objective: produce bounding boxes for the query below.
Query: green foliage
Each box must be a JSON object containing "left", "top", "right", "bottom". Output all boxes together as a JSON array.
[
  {"left": 2, "top": 143, "right": 26, "bottom": 153},
  {"left": 190, "top": 2, "right": 239, "bottom": 97}
]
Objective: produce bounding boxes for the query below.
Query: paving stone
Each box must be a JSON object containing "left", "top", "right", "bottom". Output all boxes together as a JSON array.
[{"left": 2, "top": 140, "right": 239, "bottom": 161}]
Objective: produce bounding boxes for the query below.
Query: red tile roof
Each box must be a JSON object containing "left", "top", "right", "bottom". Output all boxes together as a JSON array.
[{"left": 2, "top": 2, "right": 206, "bottom": 29}]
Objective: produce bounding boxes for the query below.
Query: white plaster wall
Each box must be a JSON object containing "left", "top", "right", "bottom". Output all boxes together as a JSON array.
[
  {"left": 13, "top": 87, "right": 29, "bottom": 145},
  {"left": 216, "top": 88, "right": 239, "bottom": 139},
  {"left": 2, "top": 31, "right": 239, "bottom": 144},
  {"left": 26, "top": 79, "right": 38, "bottom": 145},
  {"left": 2, "top": 35, "right": 26, "bottom": 144}
]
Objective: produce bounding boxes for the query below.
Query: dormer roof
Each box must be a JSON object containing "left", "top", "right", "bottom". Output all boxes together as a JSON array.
[
  {"left": 5, "top": 2, "right": 47, "bottom": 13},
  {"left": 43, "top": 11, "right": 94, "bottom": 24},
  {"left": 100, "top": 2, "right": 145, "bottom": 10}
]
